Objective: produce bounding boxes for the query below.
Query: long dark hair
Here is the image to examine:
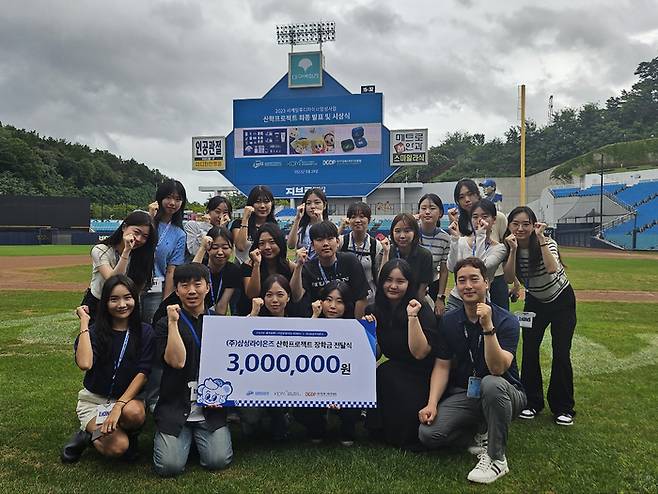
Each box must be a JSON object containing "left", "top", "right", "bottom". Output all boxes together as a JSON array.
[
  {"left": 374, "top": 259, "right": 417, "bottom": 323},
  {"left": 318, "top": 280, "right": 355, "bottom": 319},
  {"left": 505, "top": 206, "right": 548, "bottom": 277},
  {"left": 154, "top": 179, "right": 187, "bottom": 228},
  {"left": 299, "top": 188, "right": 329, "bottom": 233},
  {"left": 417, "top": 193, "right": 444, "bottom": 227},
  {"left": 93, "top": 275, "right": 143, "bottom": 363},
  {"left": 101, "top": 210, "right": 156, "bottom": 290},
  {"left": 259, "top": 274, "right": 291, "bottom": 316},
  {"left": 250, "top": 223, "right": 292, "bottom": 279},
  {"left": 244, "top": 185, "right": 276, "bottom": 239},
  {"left": 454, "top": 179, "right": 481, "bottom": 236},
  {"left": 390, "top": 213, "right": 421, "bottom": 253}
]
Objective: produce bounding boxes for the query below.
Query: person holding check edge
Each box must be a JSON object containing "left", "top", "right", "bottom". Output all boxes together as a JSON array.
[{"left": 418, "top": 257, "right": 526, "bottom": 484}]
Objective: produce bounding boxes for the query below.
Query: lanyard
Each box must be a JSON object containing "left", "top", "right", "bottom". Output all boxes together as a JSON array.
[
  {"left": 471, "top": 236, "right": 490, "bottom": 256},
  {"left": 318, "top": 259, "right": 338, "bottom": 283},
  {"left": 209, "top": 271, "right": 224, "bottom": 307},
  {"left": 351, "top": 233, "right": 368, "bottom": 258},
  {"left": 463, "top": 324, "right": 482, "bottom": 377},
  {"left": 157, "top": 222, "right": 172, "bottom": 248},
  {"left": 179, "top": 311, "right": 201, "bottom": 349},
  {"left": 108, "top": 330, "right": 130, "bottom": 398}
]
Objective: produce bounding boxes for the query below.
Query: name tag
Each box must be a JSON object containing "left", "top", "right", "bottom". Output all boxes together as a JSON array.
[
  {"left": 95, "top": 402, "right": 115, "bottom": 425},
  {"left": 188, "top": 380, "right": 198, "bottom": 403},
  {"left": 515, "top": 311, "right": 536, "bottom": 328},
  {"left": 149, "top": 276, "right": 164, "bottom": 294},
  {"left": 467, "top": 376, "right": 481, "bottom": 399}
]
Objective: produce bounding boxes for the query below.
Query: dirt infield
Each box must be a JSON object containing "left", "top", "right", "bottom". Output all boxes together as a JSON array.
[
  {"left": 0, "top": 255, "right": 88, "bottom": 292},
  {"left": 0, "top": 253, "right": 656, "bottom": 302},
  {"left": 563, "top": 248, "right": 658, "bottom": 260}
]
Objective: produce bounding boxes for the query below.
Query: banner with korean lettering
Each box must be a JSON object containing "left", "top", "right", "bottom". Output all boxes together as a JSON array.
[
  {"left": 390, "top": 129, "right": 428, "bottom": 166},
  {"left": 226, "top": 92, "right": 390, "bottom": 198},
  {"left": 196, "top": 316, "right": 377, "bottom": 408},
  {"left": 192, "top": 136, "right": 226, "bottom": 171}
]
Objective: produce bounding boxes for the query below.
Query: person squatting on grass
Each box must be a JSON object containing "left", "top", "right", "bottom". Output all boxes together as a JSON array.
[
  {"left": 503, "top": 206, "right": 577, "bottom": 426},
  {"left": 81, "top": 210, "right": 156, "bottom": 323},
  {"left": 61, "top": 275, "right": 154, "bottom": 463},
  {"left": 418, "top": 257, "right": 526, "bottom": 484},
  {"left": 152, "top": 263, "right": 232, "bottom": 477}
]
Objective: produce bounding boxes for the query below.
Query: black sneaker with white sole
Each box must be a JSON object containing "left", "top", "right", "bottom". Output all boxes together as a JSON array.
[
  {"left": 555, "top": 413, "right": 574, "bottom": 426},
  {"left": 518, "top": 408, "right": 537, "bottom": 420}
]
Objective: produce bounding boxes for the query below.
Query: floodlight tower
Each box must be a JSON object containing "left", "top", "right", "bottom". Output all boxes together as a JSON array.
[{"left": 276, "top": 21, "right": 336, "bottom": 52}]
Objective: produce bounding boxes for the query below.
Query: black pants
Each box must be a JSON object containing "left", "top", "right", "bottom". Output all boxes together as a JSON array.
[
  {"left": 294, "top": 407, "right": 360, "bottom": 441},
  {"left": 522, "top": 285, "right": 576, "bottom": 416}
]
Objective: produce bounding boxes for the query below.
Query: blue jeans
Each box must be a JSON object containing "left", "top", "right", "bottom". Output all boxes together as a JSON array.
[{"left": 153, "top": 422, "right": 233, "bottom": 477}]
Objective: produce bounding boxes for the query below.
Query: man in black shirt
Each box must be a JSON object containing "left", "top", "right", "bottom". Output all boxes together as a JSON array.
[
  {"left": 152, "top": 263, "right": 232, "bottom": 477},
  {"left": 418, "top": 257, "right": 526, "bottom": 485},
  {"left": 291, "top": 221, "right": 369, "bottom": 318}
]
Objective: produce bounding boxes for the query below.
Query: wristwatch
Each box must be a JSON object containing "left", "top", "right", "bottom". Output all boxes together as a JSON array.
[{"left": 482, "top": 327, "right": 496, "bottom": 336}]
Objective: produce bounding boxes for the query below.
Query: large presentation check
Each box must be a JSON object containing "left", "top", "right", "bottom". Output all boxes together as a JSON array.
[{"left": 197, "top": 316, "right": 377, "bottom": 408}]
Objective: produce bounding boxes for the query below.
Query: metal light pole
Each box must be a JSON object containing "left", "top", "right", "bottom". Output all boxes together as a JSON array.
[{"left": 599, "top": 153, "right": 604, "bottom": 234}]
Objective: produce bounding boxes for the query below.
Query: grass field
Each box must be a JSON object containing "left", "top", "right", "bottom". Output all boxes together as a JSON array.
[
  {"left": 0, "top": 245, "right": 91, "bottom": 256},
  {"left": 0, "top": 248, "right": 656, "bottom": 493}
]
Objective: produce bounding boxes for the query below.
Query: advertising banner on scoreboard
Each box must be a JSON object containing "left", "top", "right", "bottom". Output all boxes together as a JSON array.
[
  {"left": 228, "top": 92, "right": 389, "bottom": 197},
  {"left": 196, "top": 316, "right": 377, "bottom": 408},
  {"left": 390, "top": 129, "right": 428, "bottom": 166}
]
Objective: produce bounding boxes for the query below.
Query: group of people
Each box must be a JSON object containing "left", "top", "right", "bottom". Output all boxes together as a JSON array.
[{"left": 60, "top": 178, "right": 577, "bottom": 484}]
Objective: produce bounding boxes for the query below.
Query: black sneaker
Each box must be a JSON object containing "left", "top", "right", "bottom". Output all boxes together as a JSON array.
[
  {"left": 60, "top": 430, "right": 91, "bottom": 463},
  {"left": 122, "top": 433, "right": 140, "bottom": 462}
]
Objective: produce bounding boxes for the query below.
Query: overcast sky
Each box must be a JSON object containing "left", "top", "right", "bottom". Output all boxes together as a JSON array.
[{"left": 1, "top": 0, "right": 657, "bottom": 202}]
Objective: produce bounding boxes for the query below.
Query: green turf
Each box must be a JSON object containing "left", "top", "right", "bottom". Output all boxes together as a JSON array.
[
  {"left": 42, "top": 265, "right": 90, "bottom": 284},
  {"left": 562, "top": 256, "right": 658, "bottom": 292},
  {"left": 0, "top": 245, "right": 91, "bottom": 256},
  {"left": 0, "top": 287, "right": 656, "bottom": 493}
]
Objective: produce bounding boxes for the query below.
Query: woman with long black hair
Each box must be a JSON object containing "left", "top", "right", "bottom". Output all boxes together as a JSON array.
[
  {"left": 61, "top": 275, "right": 154, "bottom": 463},
  {"left": 82, "top": 210, "right": 155, "bottom": 323},
  {"left": 295, "top": 281, "right": 361, "bottom": 446},
  {"left": 142, "top": 180, "right": 187, "bottom": 324},
  {"left": 366, "top": 259, "right": 437, "bottom": 449},
  {"left": 287, "top": 187, "right": 329, "bottom": 259},
  {"left": 503, "top": 206, "right": 577, "bottom": 426},
  {"left": 450, "top": 179, "right": 517, "bottom": 310},
  {"left": 231, "top": 185, "right": 277, "bottom": 264},
  {"left": 237, "top": 223, "right": 301, "bottom": 315}
]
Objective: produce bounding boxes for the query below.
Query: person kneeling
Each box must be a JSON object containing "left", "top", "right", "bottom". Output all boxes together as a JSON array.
[
  {"left": 61, "top": 275, "right": 153, "bottom": 463},
  {"left": 152, "top": 263, "right": 233, "bottom": 477},
  {"left": 418, "top": 257, "right": 526, "bottom": 484}
]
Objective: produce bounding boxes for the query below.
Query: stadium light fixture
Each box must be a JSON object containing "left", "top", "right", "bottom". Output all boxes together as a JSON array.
[{"left": 276, "top": 21, "right": 336, "bottom": 51}]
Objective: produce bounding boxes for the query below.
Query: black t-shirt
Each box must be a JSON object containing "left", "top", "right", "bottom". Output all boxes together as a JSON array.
[
  {"left": 75, "top": 322, "right": 154, "bottom": 399},
  {"left": 366, "top": 302, "right": 438, "bottom": 370},
  {"left": 389, "top": 244, "right": 434, "bottom": 286},
  {"left": 434, "top": 304, "right": 523, "bottom": 390},
  {"left": 154, "top": 309, "right": 226, "bottom": 436},
  {"left": 302, "top": 252, "right": 369, "bottom": 303},
  {"left": 207, "top": 262, "right": 241, "bottom": 307}
]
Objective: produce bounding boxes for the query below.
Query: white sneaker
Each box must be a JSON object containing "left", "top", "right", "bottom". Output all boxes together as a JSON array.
[
  {"left": 518, "top": 408, "right": 537, "bottom": 420},
  {"left": 467, "top": 453, "right": 509, "bottom": 484},
  {"left": 467, "top": 432, "right": 488, "bottom": 456},
  {"left": 555, "top": 413, "right": 574, "bottom": 426}
]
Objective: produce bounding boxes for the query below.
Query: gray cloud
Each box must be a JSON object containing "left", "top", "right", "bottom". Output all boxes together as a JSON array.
[{"left": 0, "top": 0, "right": 656, "bottom": 200}]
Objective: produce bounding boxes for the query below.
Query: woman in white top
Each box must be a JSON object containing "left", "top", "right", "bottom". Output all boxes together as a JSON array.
[
  {"left": 82, "top": 210, "right": 155, "bottom": 323},
  {"left": 503, "top": 206, "right": 576, "bottom": 426},
  {"left": 446, "top": 199, "right": 507, "bottom": 312}
]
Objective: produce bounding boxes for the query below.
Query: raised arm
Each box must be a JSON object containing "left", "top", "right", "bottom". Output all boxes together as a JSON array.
[
  {"left": 287, "top": 204, "right": 305, "bottom": 249},
  {"left": 163, "top": 305, "right": 186, "bottom": 369},
  {"left": 234, "top": 206, "right": 253, "bottom": 252},
  {"left": 407, "top": 299, "right": 432, "bottom": 359},
  {"left": 74, "top": 306, "right": 93, "bottom": 371},
  {"left": 503, "top": 234, "right": 517, "bottom": 284},
  {"left": 477, "top": 303, "right": 513, "bottom": 375},
  {"left": 534, "top": 223, "right": 559, "bottom": 274}
]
